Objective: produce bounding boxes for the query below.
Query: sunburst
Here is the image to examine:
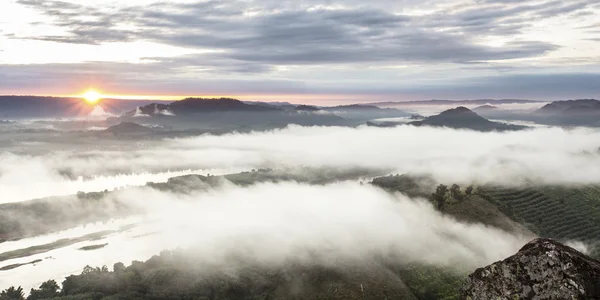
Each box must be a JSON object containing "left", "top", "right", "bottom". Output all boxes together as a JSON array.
[{"left": 82, "top": 89, "right": 102, "bottom": 104}]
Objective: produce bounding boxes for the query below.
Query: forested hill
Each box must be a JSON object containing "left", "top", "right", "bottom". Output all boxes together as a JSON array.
[{"left": 409, "top": 107, "right": 526, "bottom": 131}]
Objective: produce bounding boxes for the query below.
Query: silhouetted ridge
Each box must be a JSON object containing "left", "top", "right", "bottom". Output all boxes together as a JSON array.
[
  {"left": 104, "top": 122, "right": 153, "bottom": 134},
  {"left": 409, "top": 107, "right": 525, "bottom": 131},
  {"left": 472, "top": 105, "right": 498, "bottom": 112},
  {"left": 295, "top": 105, "right": 320, "bottom": 111},
  {"left": 438, "top": 106, "right": 478, "bottom": 116},
  {"left": 327, "top": 104, "right": 382, "bottom": 110},
  {"left": 123, "top": 98, "right": 280, "bottom": 118},
  {"left": 538, "top": 99, "right": 600, "bottom": 115},
  {"left": 171, "top": 97, "right": 279, "bottom": 112}
]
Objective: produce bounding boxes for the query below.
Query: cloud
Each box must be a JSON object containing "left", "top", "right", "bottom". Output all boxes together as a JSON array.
[
  {"left": 118, "top": 182, "right": 533, "bottom": 269},
  {"left": 0, "top": 62, "right": 305, "bottom": 94},
  {"left": 399, "top": 73, "right": 600, "bottom": 99},
  {"left": 1, "top": 59, "right": 598, "bottom": 99},
  {"left": 0, "top": 181, "right": 534, "bottom": 290},
  {"left": 3, "top": 125, "right": 600, "bottom": 204},
  {"left": 3, "top": 0, "right": 597, "bottom": 97},
  {"left": 14, "top": 0, "right": 558, "bottom": 66}
]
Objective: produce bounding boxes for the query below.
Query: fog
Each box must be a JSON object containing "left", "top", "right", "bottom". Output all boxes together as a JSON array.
[
  {"left": 0, "top": 181, "right": 534, "bottom": 290},
  {"left": 2, "top": 123, "right": 597, "bottom": 293},
  {"left": 125, "top": 182, "right": 533, "bottom": 268},
  {"left": 379, "top": 102, "right": 547, "bottom": 116},
  {"left": 0, "top": 161, "right": 238, "bottom": 203},
  {"left": 3, "top": 125, "right": 600, "bottom": 204}
]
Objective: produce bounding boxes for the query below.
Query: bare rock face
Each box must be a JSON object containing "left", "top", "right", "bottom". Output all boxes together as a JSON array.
[{"left": 460, "top": 238, "right": 600, "bottom": 300}]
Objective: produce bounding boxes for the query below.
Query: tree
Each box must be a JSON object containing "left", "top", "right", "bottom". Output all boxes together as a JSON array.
[
  {"left": 27, "top": 280, "right": 60, "bottom": 300},
  {"left": 432, "top": 184, "right": 448, "bottom": 211},
  {"left": 113, "top": 262, "right": 125, "bottom": 273},
  {"left": 0, "top": 287, "right": 24, "bottom": 300},
  {"left": 450, "top": 184, "right": 463, "bottom": 201},
  {"left": 465, "top": 186, "right": 473, "bottom": 195}
]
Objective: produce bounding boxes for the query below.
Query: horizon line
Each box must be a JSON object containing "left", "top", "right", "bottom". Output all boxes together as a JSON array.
[{"left": 0, "top": 94, "right": 557, "bottom": 103}]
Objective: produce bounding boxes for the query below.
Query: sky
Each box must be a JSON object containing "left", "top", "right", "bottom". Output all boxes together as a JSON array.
[{"left": 0, "top": 0, "right": 599, "bottom": 103}]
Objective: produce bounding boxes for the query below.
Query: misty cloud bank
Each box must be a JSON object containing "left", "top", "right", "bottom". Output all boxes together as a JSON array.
[
  {"left": 124, "top": 182, "right": 533, "bottom": 268},
  {"left": 0, "top": 181, "right": 535, "bottom": 290},
  {"left": 2, "top": 125, "right": 600, "bottom": 203}
]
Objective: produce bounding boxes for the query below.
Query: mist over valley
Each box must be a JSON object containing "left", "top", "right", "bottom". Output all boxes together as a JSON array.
[{"left": 2, "top": 0, "right": 600, "bottom": 298}]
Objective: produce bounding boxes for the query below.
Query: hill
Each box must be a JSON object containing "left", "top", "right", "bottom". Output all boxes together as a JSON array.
[
  {"left": 114, "top": 98, "right": 348, "bottom": 131},
  {"left": 537, "top": 99, "right": 600, "bottom": 116},
  {"left": 323, "top": 104, "right": 405, "bottom": 113},
  {"left": 477, "top": 185, "right": 600, "bottom": 256},
  {"left": 370, "top": 175, "right": 534, "bottom": 237},
  {"left": 104, "top": 122, "right": 152, "bottom": 133},
  {"left": 322, "top": 104, "right": 409, "bottom": 122},
  {"left": 408, "top": 107, "right": 526, "bottom": 131},
  {"left": 528, "top": 99, "right": 600, "bottom": 126},
  {"left": 324, "top": 104, "right": 391, "bottom": 111},
  {"left": 295, "top": 105, "right": 320, "bottom": 111},
  {"left": 5, "top": 251, "right": 424, "bottom": 300},
  {"left": 472, "top": 105, "right": 498, "bottom": 113},
  {"left": 102, "top": 122, "right": 155, "bottom": 136},
  {"left": 121, "top": 98, "right": 278, "bottom": 118},
  {"left": 243, "top": 101, "right": 295, "bottom": 109}
]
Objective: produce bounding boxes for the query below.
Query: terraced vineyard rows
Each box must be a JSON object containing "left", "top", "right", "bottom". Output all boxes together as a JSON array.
[{"left": 478, "top": 185, "right": 600, "bottom": 255}]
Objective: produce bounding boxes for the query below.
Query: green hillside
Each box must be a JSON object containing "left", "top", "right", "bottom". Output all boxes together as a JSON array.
[
  {"left": 371, "top": 175, "right": 533, "bottom": 237},
  {"left": 478, "top": 185, "right": 600, "bottom": 255}
]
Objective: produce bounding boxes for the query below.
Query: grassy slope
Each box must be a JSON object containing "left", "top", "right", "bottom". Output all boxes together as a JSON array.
[
  {"left": 443, "top": 195, "right": 535, "bottom": 238},
  {"left": 370, "top": 174, "right": 533, "bottom": 237},
  {"left": 478, "top": 185, "right": 600, "bottom": 255}
]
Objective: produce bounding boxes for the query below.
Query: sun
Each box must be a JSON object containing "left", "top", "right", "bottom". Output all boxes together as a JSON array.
[{"left": 82, "top": 90, "right": 102, "bottom": 104}]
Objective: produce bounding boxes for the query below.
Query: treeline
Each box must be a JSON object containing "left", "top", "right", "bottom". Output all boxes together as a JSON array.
[
  {"left": 0, "top": 249, "right": 464, "bottom": 300},
  {"left": 370, "top": 174, "right": 474, "bottom": 211}
]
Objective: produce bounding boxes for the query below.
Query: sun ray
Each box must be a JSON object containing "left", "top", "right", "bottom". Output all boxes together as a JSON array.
[{"left": 82, "top": 89, "right": 102, "bottom": 104}]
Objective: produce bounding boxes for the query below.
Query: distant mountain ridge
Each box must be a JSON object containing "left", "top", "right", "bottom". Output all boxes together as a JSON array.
[
  {"left": 472, "top": 105, "right": 498, "bottom": 113},
  {"left": 121, "top": 97, "right": 278, "bottom": 118},
  {"left": 295, "top": 105, "right": 320, "bottom": 111},
  {"left": 323, "top": 104, "right": 390, "bottom": 110},
  {"left": 537, "top": 99, "right": 600, "bottom": 115},
  {"left": 367, "top": 99, "right": 542, "bottom": 107},
  {"left": 104, "top": 122, "right": 154, "bottom": 134}
]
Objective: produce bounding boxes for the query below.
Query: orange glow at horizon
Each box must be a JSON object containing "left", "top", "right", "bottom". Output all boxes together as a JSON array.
[
  {"left": 82, "top": 89, "right": 102, "bottom": 104},
  {"left": 62, "top": 91, "right": 391, "bottom": 105}
]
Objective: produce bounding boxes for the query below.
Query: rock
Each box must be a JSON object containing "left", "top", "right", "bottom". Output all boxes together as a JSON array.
[{"left": 460, "top": 238, "right": 600, "bottom": 300}]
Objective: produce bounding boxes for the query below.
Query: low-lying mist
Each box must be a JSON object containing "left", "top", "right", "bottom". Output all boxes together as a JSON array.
[
  {"left": 2, "top": 125, "right": 600, "bottom": 203},
  {"left": 1, "top": 181, "right": 535, "bottom": 290},
  {"left": 382, "top": 102, "right": 547, "bottom": 116},
  {"left": 116, "top": 181, "right": 532, "bottom": 271}
]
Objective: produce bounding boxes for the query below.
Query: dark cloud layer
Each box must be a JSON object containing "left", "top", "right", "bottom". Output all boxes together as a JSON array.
[
  {"left": 2, "top": 0, "right": 599, "bottom": 100},
  {"left": 1, "top": 59, "right": 598, "bottom": 100},
  {"left": 13, "top": 0, "right": 567, "bottom": 66}
]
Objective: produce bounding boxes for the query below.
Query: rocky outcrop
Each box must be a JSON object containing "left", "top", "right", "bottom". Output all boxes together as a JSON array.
[{"left": 460, "top": 238, "right": 600, "bottom": 299}]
